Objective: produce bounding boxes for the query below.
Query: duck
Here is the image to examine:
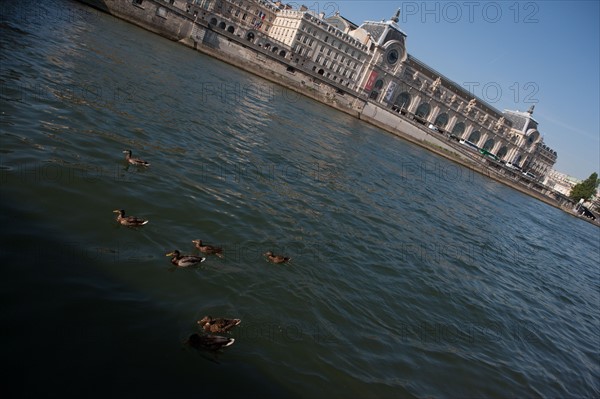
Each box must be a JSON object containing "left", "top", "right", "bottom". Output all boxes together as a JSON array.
[
  {"left": 123, "top": 150, "right": 150, "bottom": 167},
  {"left": 192, "top": 239, "right": 224, "bottom": 258},
  {"left": 264, "top": 251, "right": 291, "bottom": 264},
  {"left": 185, "top": 333, "right": 235, "bottom": 351},
  {"left": 113, "top": 209, "right": 149, "bottom": 226},
  {"left": 166, "top": 250, "right": 205, "bottom": 267},
  {"left": 198, "top": 316, "right": 241, "bottom": 333}
]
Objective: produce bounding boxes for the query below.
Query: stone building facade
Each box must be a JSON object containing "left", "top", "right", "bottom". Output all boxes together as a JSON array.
[{"left": 268, "top": 9, "right": 370, "bottom": 91}]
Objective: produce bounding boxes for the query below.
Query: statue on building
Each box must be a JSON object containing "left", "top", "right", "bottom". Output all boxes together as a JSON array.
[
  {"left": 481, "top": 114, "right": 488, "bottom": 124},
  {"left": 449, "top": 94, "right": 456, "bottom": 104},
  {"left": 391, "top": 9, "right": 400, "bottom": 23},
  {"left": 466, "top": 98, "right": 476, "bottom": 112},
  {"left": 527, "top": 104, "right": 535, "bottom": 114},
  {"left": 413, "top": 70, "right": 419, "bottom": 81},
  {"left": 494, "top": 116, "right": 505, "bottom": 131},
  {"left": 430, "top": 77, "right": 441, "bottom": 92}
]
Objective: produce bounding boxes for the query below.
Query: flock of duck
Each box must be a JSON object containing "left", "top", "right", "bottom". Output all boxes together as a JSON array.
[{"left": 116, "top": 150, "right": 291, "bottom": 352}]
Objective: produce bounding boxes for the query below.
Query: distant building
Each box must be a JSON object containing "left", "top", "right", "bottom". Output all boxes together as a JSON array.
[
  {"left": 352, "top": 11, "right": 557, "bottom": 178},
  {"left": 543, "top": 170, "right": 580, "bottom": 196},
  {"left": 268, "top": 8, "right": 370, "bottom": 92}
]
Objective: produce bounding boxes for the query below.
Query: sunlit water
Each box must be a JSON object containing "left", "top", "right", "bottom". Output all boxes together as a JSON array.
[{"left": 1, "top": 1, "right": 598, "bottom": 398}]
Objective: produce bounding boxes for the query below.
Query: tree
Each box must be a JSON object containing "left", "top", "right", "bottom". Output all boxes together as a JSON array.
[{"left": 569, "top": 172, "right": 599, "bottom": 201}]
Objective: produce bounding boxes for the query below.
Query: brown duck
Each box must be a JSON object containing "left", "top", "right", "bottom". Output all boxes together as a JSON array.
[
  {"left": 192, "top": 240, "right": 224, "bottom": 258},
  {"left": 264, "top": 251, "right": 291, "bottom": 264},
  {"left": 166, "top": 250, "right": 205, "bottom": 267},
  {"left": 113, "top": 209, "right": 149, "bottom": 226},
  {"left": 123, "top": 150, "right": 150, "bottom": 167},
  {"left": 185, "top": 333, "right": 235, "bottom": 351},
  {"left": 198, "top": 316, "right": 241, "bottom": 333}
]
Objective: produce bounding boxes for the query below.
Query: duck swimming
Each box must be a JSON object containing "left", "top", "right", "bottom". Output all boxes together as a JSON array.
[
  {"left": 123, "top": 150, "right": 150, "bottom": 167},
  {"left": 264, "top": 251, "right": 291, "bottom": 264},
  {"left": 113, "top": 209, "right": 149, "bottom": 226},
  {"left": 192, "top": 240, "right": 224, "bottom": 258},
  {"left": 185, "top": 333, "right": 235, "bottom": 351},
  {"left": 198, "top": 316, "right": 241, "bottom": 333},
  {"left": 166, "top": 250, "right": 205, "bottom": 267}
]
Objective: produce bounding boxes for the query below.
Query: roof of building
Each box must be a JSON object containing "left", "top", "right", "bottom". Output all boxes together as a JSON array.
[{"left": 325, "top": 12, "right": 359, "bottom": 30}]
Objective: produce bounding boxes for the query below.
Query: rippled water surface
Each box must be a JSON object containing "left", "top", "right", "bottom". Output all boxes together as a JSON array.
[{"left": 1, "top": 1, "right": 599, "bottom": 398}]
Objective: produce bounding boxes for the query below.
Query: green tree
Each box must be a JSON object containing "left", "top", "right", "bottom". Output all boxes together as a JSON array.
[{"left": 569, "top": 172, "right": 599, "bottom": 201}]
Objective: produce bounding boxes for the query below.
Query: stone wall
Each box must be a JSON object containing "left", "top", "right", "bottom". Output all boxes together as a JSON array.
[{"left": 80, "top": 0, "right": 193, "bottom": 41}]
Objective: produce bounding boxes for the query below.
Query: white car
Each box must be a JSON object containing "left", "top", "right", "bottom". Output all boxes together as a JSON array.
[{"left": 428, "top": 124, "right": 439, "bottom": 132}]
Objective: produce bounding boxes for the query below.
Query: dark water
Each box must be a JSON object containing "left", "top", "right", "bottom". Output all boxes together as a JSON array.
[{"left": 1, "top": 1, "right": 598, "bottom": 397}]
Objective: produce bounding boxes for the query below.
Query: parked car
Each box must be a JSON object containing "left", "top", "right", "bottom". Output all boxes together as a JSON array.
[{"left": 428, "top": 123, "right": 439, "bottom": 132}]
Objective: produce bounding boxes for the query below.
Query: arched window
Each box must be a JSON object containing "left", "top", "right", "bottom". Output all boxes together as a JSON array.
[
  {"left": 482, "top": 138, "right": 495, "bottom": 151},
  {"left": 394, "top": 92, "right": 411, "bottom": 109},
  {"left": 496, "top": 146, "right": 508, "bottom": 159},
  {"left": 452, "top": 122, "right": 465, "bottom": 136},
  {"left": 227, "top": 26, "right": 235, "bottom": 34},
  {"left": 434, "top": 113, "right": 448, "bottom": 128},
  {"left": 246, "top": 32, "right": 255, "bottom": 41},
  {"left": 210, "top": 18, "right": 217, "bottom": 25},
  {"left": 513, "top": 154, "right": 523, "bottom": 166},
  {"left": 468, "top": 131, "right": 481, "bottom": 144},
  {"left": 218, "top": 22, "right": 226, "bottom": 29},
  {"left": 415, "top": 102, "right": 431, "bottom": 118},
  {"left": 279, "top": 50, "right": 287, "bottom": 57},
  {"left": 317, "top": 68, "right": 324, "bottom": 75}
]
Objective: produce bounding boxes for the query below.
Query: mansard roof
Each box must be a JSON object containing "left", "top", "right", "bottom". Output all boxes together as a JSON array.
[{"left": 358, "top": 20, "right": 407, "bottom": 45}]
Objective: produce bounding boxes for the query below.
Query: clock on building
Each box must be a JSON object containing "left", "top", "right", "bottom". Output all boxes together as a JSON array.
[{"left": 386, "top": 48, "right": 399, "bottom": 65}]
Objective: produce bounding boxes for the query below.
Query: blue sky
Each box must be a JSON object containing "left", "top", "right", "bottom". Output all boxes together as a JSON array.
[{"left": 298, "top": 1, "right": 599, "bottom": 180}]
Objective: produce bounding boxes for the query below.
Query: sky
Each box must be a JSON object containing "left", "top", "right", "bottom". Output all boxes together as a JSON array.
[{"left": 294, "top": 0, "right": 600, "bottom": 180}]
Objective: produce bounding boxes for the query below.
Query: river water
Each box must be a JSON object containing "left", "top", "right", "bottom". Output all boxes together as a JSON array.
[{"left": 1, "top": 1, "right": 598, "bottom": 398}]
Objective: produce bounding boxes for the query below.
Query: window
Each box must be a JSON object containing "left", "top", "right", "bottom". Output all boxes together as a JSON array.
[
  {"left": 156, "top": 6, "right": 167, "bottom": 17},
  {"left": 452, "top": 122, "right": 465, "bottom": 135},
  {"left": 415, "top": 103, "right": 431, "bottom": 118},
  {"left": 394, "top": 92, "right": 411, "bottom": 109},
  {"left": 434, "top": 113, "right": 449, "bottom": 128},
  {"left": 132, "top": 0, "right": 143, "bottom": 5}
]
